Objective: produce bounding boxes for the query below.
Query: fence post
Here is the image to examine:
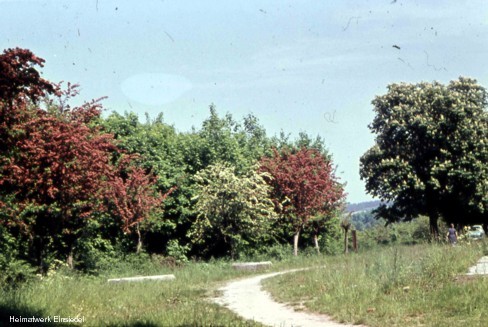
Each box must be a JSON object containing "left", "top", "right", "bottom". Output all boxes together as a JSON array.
[{"left": 352, "top": 230, "right": 358, "bottom": 253}]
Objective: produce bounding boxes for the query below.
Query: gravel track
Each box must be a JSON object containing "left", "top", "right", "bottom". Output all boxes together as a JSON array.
[
  {"left": 212, "top": 269, "right": 365, "bottom": 327},
  {"left": 212, "top": 256, "right": 488, "bottom": 326}
]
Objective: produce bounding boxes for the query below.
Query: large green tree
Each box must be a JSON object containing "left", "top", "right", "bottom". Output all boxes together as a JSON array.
[{"left": 360, "top": 78, "right": 488, "bottom": 237}]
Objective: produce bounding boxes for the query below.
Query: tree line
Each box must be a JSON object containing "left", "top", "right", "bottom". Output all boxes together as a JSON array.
[
  {"left": 1, "top": 47, "right": 486, "bottom": 278},
  {"left": 0, "top": 48, "right": 345, "bottom": 274}
]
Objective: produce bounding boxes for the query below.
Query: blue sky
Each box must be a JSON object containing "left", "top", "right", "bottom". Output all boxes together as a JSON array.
[{"left": 2, "top": 0, "right": 487, "bottom": 203}]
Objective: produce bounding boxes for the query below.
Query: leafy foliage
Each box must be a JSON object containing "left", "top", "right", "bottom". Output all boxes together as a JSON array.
[
  {"left": 105, "top": 158, "right": 175, "bottom": 252},
  {"left": 350, "top": 210, "right": 383, "bottom": 231},
  {"left": 0, "top": 49, "right": 118, "bottom": 268},
  {"left": 101, "top": 106, "right": 277, "bottom": 258},
  {"left": 189, "top": 163, "right": 275, "bottom": 258},
  {"left": 0, "top": 48, "right": 168, "bottom": 270},
  {"left": 0, "top": 47, "right": 56, "bottom": 107},
  {"left": 360, "top": 78, "right": 488, "bottom": 236},
  {"left": 0, "top": 47, "right": 352, "bottom": 277},
  {"left": 260, "top": 147, "right": 345, "bottom": 255}
]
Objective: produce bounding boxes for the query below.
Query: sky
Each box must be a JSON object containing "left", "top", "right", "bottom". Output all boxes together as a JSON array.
[{"left": 1, "top": 0, "right": 487, "bottom": 203}]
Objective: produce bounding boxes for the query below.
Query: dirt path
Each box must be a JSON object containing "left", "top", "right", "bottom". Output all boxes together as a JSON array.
[
  {"left": 212, "top": 256, "right": 488, "bottom": 326},
  {"left": 212, "top": 269, "right": 365, "bottom": 327},
  {"left": 466, "top": 256, "right": 488, "bottom": 275}
]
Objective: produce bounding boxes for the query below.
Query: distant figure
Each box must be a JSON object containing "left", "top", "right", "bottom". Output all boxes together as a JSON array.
[{"left": 447, "top": 224, "right": 458, "bottom": 245}]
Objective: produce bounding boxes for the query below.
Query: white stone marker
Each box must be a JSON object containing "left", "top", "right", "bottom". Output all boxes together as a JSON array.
[
  {"left": 107, "top": 274, "right": 176, "bottom": 283},
  {"left": 231, "top": 261, "right": 272, "bottom": 271}
]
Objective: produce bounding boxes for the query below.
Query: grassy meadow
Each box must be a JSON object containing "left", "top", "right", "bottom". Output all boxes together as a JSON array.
[
  {"left": 1, "top": 242, "right": 487, "bottom": 326},
  {"left": 0, "top": 258, "right": 267, "bottom": 327},
  {"left": 264, "top": 242, "right": 488, "bottom": 327}
]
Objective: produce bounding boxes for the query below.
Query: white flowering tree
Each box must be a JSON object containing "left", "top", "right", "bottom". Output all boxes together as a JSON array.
[
  {"left": 189, "top": 163, "right": 275, "bottom": 259},
  {"left": 360, "top": 77, "right": 488, "bottom": 238}
]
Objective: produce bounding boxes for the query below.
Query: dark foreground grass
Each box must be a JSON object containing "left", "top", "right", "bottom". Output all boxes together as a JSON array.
[
  {"left": 0, "top": 255, "right": 327, "bottom": 327},
  {"left": 0, "top": 260, "right": 266, "bottom": 326},
  {"left": 263, "top": 243, "right": 488, "bottom": 327}
]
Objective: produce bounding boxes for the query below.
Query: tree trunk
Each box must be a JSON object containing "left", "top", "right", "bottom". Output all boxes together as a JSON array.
[
  {"left": 344, "top": 229, "right": 349, "bottom": 254},
  {"left": 313, "top": 234, "right": 320, "bottom": 254},
  {"left": 67, "top": 247, "right": 74, "bottom": 269},
  {"left": 136, "top": 223, "right": 143, "bottom": 253},
  {"left": 293, "top": 230, "right": 300, "bottom": 256},
  {"left": 429, "top": 212, "right": 440, "bottom": 242},
  {"left": 352, "top": 230, "right": 358, "bottom": 253},
  {"left": 230, "top": 238, "right": 236, "bottom": 260},
  {"left": 33, "top": 236, "right": 47, "bottom": 273},
  {"left": 426, "top": 192, "right": 440, "bottom": 242}
]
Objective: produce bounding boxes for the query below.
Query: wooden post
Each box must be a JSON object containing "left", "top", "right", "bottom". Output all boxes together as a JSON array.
[
  {"left": 341, "top": 218, "right": 351, "bottom": 254},
  {"left": 352, "top": 230, "right": 358, "bottom": 253}
]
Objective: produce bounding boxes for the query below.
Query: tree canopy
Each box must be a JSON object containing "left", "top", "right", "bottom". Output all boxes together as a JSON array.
[
  {"left": 260, "top": 147, "right": 345, "bottom": 255},
  {"left": 360, "top": 78, "right": 488, "bottom": 236},
  {"left": 0, "top": 47, "right": 348, "bottom": 273},
  {"left": 189, "top": 162, "right": 275, "bottom": 259},
  {"left": 0, "top": 48, "right": 170, "bottom": 268}
]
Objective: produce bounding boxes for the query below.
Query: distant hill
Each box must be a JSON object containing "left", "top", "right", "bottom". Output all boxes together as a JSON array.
[
  {"left": 345, "top": 200, "right": 381, "bottom": 213},
  {"left": 346, "top": 200, "right": 383, "bottom": 231}
]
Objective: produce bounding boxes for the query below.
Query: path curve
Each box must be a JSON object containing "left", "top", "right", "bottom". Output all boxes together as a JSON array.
[{"left": 213, "top": 269, "right": 365, "bottom": 327}]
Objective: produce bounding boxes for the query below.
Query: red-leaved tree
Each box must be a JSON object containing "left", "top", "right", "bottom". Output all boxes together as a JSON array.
[
  {"left": 260, "top": 147, "right": 345, "bottom": 255},
  {"left": 3, "top": 111, "right": 118, "bottom": 266},
  {"left": 0, "top": 48, "right": 59, "bottom": 158},
  {"left": 106, "top": 157, "right": 175, "bottom": 253},
  {"left": 0, "top": 63, "right": 119, "bottom": 266},
  {"left": 0, "top": 48, "right": 174, "bottom": 268},
  {"left": 0, "top": 47, "right": 57, "bottom": 106}
]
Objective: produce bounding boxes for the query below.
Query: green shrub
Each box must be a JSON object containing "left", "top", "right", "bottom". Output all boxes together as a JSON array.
[
  {"left": 166, "top": 239, "right": 190, "bottom": 264},
  {"left": 0, "top": 225, "right": 37, "bottom": 289},
  {"left": 266, "top": 244, "right": 293, "bottom": 260},
  {"left": 0, "top": 258, "right": 37, "bottom": 290},
  {"left": 359, "top": 216, "right": 431, "bottom": 250}
]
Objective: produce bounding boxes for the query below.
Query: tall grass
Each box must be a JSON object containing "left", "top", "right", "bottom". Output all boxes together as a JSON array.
[
  {"left": 2, "top": 243, "right": 486, "bottom": 326},
  {"left": 263, "top": 242, "right": 488, "bottom": 327},
  {"left": 0, "top": 257, "right": 268, "bottom": 326},
  {"left": 0, "top": 246, "right": 331, "bottom": 326}
]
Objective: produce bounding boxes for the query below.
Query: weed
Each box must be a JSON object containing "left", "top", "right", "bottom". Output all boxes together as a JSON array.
[
  {"left": 1, "top": 244, "right": 485, "bottom": 326},
  {"left": 263, "top": 243, "right": 486, "bottom": 327}
]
